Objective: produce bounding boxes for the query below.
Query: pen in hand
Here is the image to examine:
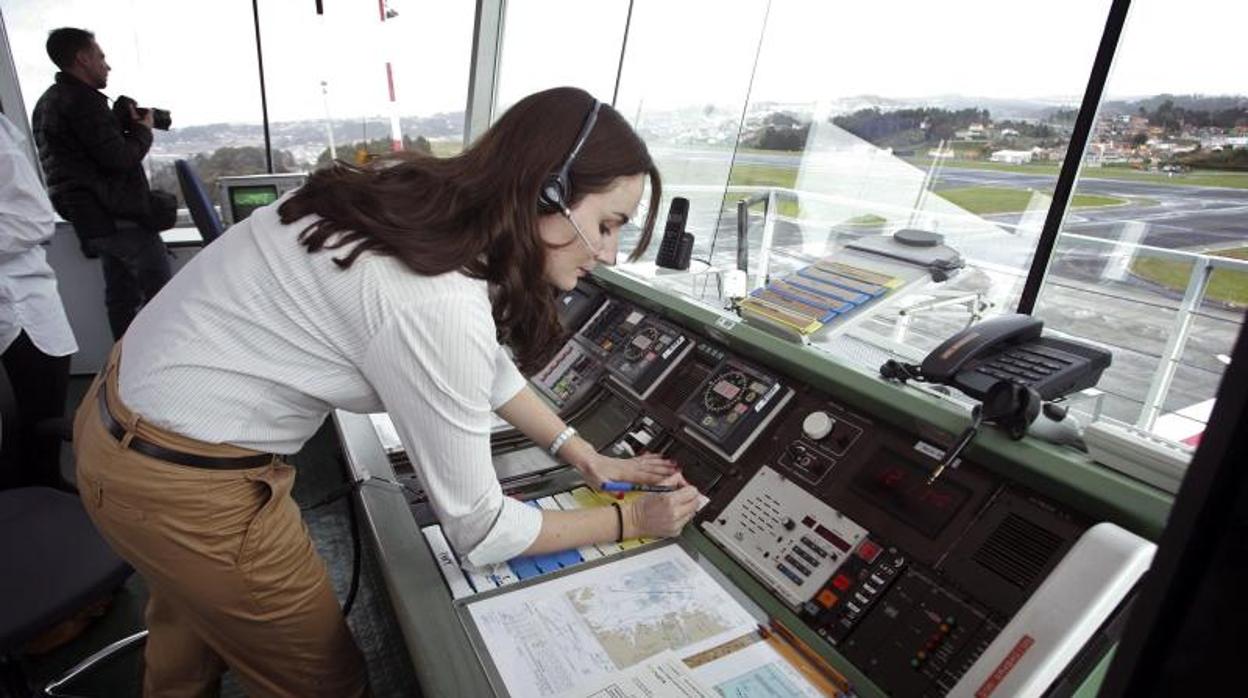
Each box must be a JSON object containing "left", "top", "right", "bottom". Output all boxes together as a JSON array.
[{"left": 600, "top": 481, "right": 679, "bottom": 493}]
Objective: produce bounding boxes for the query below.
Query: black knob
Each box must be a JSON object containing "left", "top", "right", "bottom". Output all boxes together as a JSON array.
[{"left": 783, "top": 518, "right": 796, "bottom": 531}]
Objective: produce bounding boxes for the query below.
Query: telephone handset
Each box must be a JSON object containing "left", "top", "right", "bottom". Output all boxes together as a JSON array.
[
  {"left": 656, "top": 197, "right": 693, "bottom": 270},
  {"left": 917, "top": 314, "right": 1111, "bottom": 401},
  {"left": 922, "top": 314, "right": 1042, "bottom": 383}
]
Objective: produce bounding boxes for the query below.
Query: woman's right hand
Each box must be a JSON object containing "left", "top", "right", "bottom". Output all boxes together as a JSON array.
[{"left": 625, "top": 476, "right": 702, "bottom": 539}]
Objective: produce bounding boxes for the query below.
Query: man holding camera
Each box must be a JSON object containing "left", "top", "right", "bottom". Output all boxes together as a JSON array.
[{"left": 32, "top": 27, "right": 173, "bottom": 339}]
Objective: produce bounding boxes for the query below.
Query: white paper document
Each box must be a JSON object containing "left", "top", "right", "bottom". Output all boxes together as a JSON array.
[
  {"left": 558, "top": 651, "right": 716, "bottom": 698},
  {"left": 688, "top": 636, "right": 829, "bottom": 697},
  {"left": 467, "top": 545, "right": 758, "bottom": 697}
]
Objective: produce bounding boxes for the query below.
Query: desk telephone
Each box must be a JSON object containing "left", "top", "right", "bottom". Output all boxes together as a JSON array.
[
  {"left": 915, "top": 314, "right": 1111, "bottom": 401},
  {"left": 882, "top": 314, "right": 1112, "bottom": 481}
]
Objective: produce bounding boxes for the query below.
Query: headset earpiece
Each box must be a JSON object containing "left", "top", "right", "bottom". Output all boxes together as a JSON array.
[
  {"left": 982, "top": 381, "right": 1043, "bottom": 440},
  {"left": 537, "top": 174, "right": 568, "bottom": 214},
  {"left": 537, "top": 99, "right": 602, "bottom": 215}
]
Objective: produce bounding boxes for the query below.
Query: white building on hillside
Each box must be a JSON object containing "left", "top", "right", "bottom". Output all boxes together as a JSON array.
[{"left": 989, "top": 149, "right": 1033, "bottom": 164}]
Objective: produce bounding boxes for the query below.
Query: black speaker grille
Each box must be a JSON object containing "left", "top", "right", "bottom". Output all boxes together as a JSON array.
[{"left": 972, "top": 513, "right": 1064, "bottom": 589}]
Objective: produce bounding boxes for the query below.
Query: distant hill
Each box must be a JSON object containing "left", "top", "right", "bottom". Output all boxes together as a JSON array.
[
  {"left": 152, "top": 111, "right": 465, "bottom": 160},
  {"left": 1103, "top": 94, "right": 1248, "bottom": 115},
  {"left": 820, "top": 94, "right": 1081, "bottom": 121}
]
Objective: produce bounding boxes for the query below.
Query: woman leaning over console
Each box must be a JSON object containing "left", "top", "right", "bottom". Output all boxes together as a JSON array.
[{"left": 72, "top": 86, "right": 700, "bottom": 697}]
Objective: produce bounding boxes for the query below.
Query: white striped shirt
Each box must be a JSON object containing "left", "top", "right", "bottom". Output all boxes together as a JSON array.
[{"left": 118, "top": 195, "right": 540, "bottom": 565}]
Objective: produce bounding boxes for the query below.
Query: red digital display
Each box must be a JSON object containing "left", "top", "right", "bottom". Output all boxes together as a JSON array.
[
  {"left": 852, "top": 453, "right": 972, "bottom": 538},
  {"left": 815, "top": 524, "right": 852, "bottom": 552}
]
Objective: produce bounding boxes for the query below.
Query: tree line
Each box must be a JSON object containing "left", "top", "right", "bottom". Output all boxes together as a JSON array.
[{"left": 1137, "top": 99, "right": 1248, "bottom": 134}]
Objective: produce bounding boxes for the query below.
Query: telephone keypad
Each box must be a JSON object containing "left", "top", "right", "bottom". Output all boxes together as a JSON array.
[{"left": 976, "top": 345, "right": 1075, "bottom": 388}]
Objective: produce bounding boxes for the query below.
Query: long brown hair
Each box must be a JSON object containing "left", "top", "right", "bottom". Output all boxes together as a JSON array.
[{"left": 279, "top": 87, "right": 662, "bottom": 374}]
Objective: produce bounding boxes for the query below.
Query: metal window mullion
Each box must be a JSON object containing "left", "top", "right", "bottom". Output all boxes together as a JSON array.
[
  {"left": 1137, "top": 258, "right": 1215, "bottom": 430},
  {"left": 252, "top": 0, "right": 273, "bottom": 173},
  {"left": 611, "top": 0, "right": 634, "bottom": 108},
  {"left": 465, "top": 0, "right": 505, "bottom": 146},
  {"left": 1016, "top": 0, "right": 1132, "bottom": 314}
]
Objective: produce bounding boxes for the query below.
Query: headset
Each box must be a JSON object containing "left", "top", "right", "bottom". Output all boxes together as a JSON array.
[
  {"left": 537, "top": 99, "right": 602, "bottom": 215},
  {"left": 980, "top": 380, "right": 1042, "bottom": 440}
]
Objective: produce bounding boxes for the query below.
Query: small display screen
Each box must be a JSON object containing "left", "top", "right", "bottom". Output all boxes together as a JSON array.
[
  {"left": 814, "top": 524, "right": 852, "bottom": 552},
  {"left": 852, "top": 450, "right": 972, "bottom": 538},
  {"left": 607, "top": 319, "right": 686, "bottom": 392},
  {"left": 677, "top": 359, "right": 781, "bottom": 447},
  {"left": 229, "top": 184, "right": 280, "bottom": 221}
]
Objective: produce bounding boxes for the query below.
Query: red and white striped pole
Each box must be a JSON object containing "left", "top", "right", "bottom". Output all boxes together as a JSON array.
[{"left": 379, "top": 0, "right": 403, "bottom": 152}]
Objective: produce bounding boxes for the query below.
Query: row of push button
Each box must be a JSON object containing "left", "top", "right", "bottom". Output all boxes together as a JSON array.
[{"left": 811, "top": 540, "right": 906, "bottom": 644}]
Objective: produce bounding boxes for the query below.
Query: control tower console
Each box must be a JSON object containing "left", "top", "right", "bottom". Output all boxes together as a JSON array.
[{"left": 335, "top": 275, "right": 1159, "bottom": 698}]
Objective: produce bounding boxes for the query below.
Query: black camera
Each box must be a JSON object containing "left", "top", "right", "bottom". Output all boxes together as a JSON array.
[{"left": 113, "top": 94, "right": 172, "bottom": 131}]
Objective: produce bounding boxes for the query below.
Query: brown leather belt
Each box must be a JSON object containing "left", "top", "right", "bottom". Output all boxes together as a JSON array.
[{"left": 97, "top": 385, "right": 277, "bottom": 470}]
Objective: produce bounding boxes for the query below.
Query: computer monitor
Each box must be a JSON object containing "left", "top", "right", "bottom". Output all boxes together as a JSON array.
[
  {"left": 228, "top": 184, "right": 279, "bottom": 224},
  {"left": 217, "top": 173, "right": 307, "bottom": 225}
]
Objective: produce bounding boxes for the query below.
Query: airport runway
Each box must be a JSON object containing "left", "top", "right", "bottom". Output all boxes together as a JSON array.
[{"left": 933, "top": 167, "right": 1248, "bottom": 252}]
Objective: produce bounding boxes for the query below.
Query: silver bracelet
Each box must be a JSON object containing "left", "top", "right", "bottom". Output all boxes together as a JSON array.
[{"left": 548, "top": 426, "right": 577, "bottom": 458}]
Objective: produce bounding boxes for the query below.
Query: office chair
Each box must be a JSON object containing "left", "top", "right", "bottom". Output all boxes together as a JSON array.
[
  {"left": 0, "top": 369, "right": 145, "bottom": 697},
  {"left": 174, "top": 159, "right": 225, "bottom": 243}
]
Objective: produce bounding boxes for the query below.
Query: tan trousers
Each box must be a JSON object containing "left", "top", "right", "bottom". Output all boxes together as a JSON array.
[{"left": 73, "top": 347, "right": 368, "bottom": 697}]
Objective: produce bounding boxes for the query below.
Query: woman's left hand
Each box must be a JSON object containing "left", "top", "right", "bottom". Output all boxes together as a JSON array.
[{"left": 576, "top": 451, "right": 681, "bottom": 490}]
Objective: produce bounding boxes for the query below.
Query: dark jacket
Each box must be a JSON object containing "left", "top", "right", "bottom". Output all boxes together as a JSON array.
[{"left": 31, "top": 72, "right": 154, "bottom": 238}]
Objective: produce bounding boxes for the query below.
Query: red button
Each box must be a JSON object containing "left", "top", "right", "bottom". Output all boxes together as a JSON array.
[
  {"left": 857, "top": 540, "right": 881, "bottom": 563},
  {"left": 831, "top": 574, "right": 852, "bottom": 592}
]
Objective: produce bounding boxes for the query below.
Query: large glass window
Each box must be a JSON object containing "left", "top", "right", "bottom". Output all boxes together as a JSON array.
[
  {"left": 1, "top": 0, "right": 266, "bottom": 202},
  {"left": 494, "top": 0, "right": 630, "bottom": 118},
  {"left": 258, "top": 0, "right": 475, "bottom": 166},
  {"left": 1034, "top": 0, "right": 1248, "bottom": 438},
  {"left": 715, "top": 0, "right": 1114, "bottom": 363},
  {"left": 613, "top": 0, "right": 769, "bottom": 268}
]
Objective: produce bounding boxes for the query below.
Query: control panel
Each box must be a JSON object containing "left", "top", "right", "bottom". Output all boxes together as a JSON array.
[
  {"left": 389, "top": 280, "right": 1146, "bottom": 698},
  {"left": 575, "top": 299, "right": 694, "bottom": 399},
  {"left": 703, "top": 466, "right": 866, "bottom": 606},
  {"left": 677, "top": 357, "right": 792, "bottom": 462},
  {"left": 779, "top": 409, "right": 864, "bottom": 485},
  {"left": 532, "top": 342, "right": 603, "bottom": 410}
]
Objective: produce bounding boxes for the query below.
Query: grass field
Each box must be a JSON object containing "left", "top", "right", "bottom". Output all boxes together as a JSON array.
[
  {"left": 725, "top": 164, "right": 801, "bottom": 216},
  {"left": 1130, "top": 247, "right": 1248, "bottom": 307},
  {"left": 728, "top": 163, "right": 798, "bottom": 189},
  {"left": 715, "top": 163, "right": 1136, "bottom": 217},
  {"left": 428, "top": 139, "right": 464, "bottom": 158},
  {"left": 937, "top": 186, "right": 1126, "bottom": 215}
]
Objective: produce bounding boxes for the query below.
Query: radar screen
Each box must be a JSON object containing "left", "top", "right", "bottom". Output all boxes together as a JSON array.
[
  {"left": 677, "top": 358, "right": 793, "bottom": 462},
  {"left": 603, "top": 316, "right": 693, "bottom": 398}
]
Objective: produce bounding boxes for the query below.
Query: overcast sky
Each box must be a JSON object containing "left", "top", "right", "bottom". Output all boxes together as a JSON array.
[{"left": 2, "top": 0, "right": 1243, "bottom": 128}]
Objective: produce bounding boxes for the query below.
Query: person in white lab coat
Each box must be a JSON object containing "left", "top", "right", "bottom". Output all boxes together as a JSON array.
[{"left": 0, "top": 111, "right": 77, "bottom": 490}]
